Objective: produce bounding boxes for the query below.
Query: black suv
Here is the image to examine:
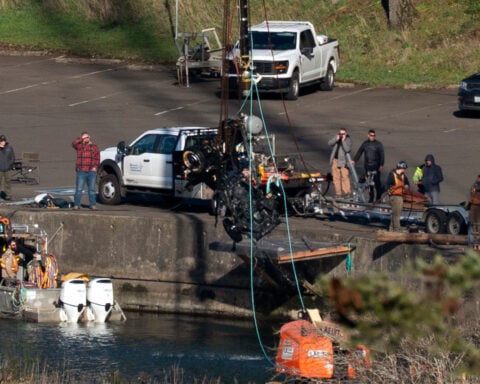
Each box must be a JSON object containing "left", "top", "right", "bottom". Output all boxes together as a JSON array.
[{"left": 458, "top": 72, "right": 480, "bottom": 113}]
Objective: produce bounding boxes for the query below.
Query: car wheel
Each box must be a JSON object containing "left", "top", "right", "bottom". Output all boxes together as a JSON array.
[
  {"left": 285, "top": 71, "right": 299, "bottom": 100},
  {"left": 320, "top": 63, "right": 335, "bottom": 91},
  {"left": 425, "top": 209, "right": 447, "bottom": 234},
  {"left": 447, "top": 211, "right": 467, "bottom": 235},
  {"left": 98, "top": 174, "right": 122, "bottom": 205}
]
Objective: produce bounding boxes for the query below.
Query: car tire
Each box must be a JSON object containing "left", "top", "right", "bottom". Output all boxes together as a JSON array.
[
  {"left": 285, "top": 71, "right": 299, "bottom": 100},
  {"left": 98, "top": 174, "right": 122, "bottom": 205},
  {"left": 320, "top": 63, "right": 335, "bottom": 91}
]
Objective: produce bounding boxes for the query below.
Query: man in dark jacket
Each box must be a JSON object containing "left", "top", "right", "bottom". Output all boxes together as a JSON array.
[
  {"left": 0, "top": 135, "right": 15, "bottom": 200},
  {"left": 351, "top": 129, "right": 385, "bottom": 203},
  {"left": 422, "top": 154, "right": 443, "bottom": 205}
]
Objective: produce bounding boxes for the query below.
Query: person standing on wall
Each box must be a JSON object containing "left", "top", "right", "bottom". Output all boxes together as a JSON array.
[
  {"left": 386, "top": 161, "right": 410, "bottom": 232},
  {"left": 72, "top": 132, "right": 100, "bottom": 210},
  {"left": 0, "top": 135, "right": 15, "bottom": 200},
  {"left": 328, "top": 128, "right": 352, "bottom": 199},
  {"left": 351, "top": 129, "right": 385, "bottom": 203},
  {"left": 421, "top": 154, "right": 443, "bottom": 205}
]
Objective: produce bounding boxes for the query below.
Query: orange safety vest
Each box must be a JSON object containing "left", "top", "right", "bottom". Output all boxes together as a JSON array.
[
  {"left": 389, "top": 172, "right": 406, "bottom": 196},
  {"left": 1, "top": 252, "right": 18, "bottom": 274}
]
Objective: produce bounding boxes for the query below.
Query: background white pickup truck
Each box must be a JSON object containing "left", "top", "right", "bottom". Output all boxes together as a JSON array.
[{"left": 236, "top": 20, "right": 340, "bottom": 100}]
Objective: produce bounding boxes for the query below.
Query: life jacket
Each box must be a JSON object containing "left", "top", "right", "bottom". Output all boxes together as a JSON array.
[
  {"left": 1, "top": 252, "right": 18, "bottom": 274},
  {"left": 42, "top": 254, "right": 59, "bottom": 288},
  {"left": 389, "top": 172, "right": 406, "bottom": 196},
  {"left": 470, "top": 183, "right": 480, "bottom": 206},
  {"left": 28, "top": 262, "right": 44, "bottom": 288}
]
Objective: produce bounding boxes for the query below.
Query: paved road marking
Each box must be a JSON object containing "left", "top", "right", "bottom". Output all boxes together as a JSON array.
[
  {"left": 154, "top": 100, "right": 208, "bottom": 116},
  {"left": 0, "top": 68, "right": 114, "bottom": 95},
  {"left": 69, "top": 92, "right": 119, "bottom": 107},
  {"left": 71, "top": 68, "right": 113, "bottom": 79}
]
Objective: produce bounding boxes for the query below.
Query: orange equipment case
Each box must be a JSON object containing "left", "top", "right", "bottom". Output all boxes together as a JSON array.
[{"left": 275, "top": 319, "right": 334, "bottom": 379}]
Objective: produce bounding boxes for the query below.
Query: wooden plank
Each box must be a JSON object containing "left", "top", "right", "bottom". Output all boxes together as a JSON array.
[
  {"left": 376, "top": 230, "right": 468, "bottom": 245},
  {"left": 277, "top": 245, "right": 351, "bottom": 264}
]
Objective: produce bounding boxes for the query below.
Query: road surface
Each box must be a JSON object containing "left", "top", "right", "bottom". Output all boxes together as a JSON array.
[{"left": 0, "top": 54, "right": 477, "bottom": 206}]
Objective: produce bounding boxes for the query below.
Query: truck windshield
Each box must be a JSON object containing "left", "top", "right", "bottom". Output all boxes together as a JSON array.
[{"left": 251, "top": 31, "right": 296, "bottom": 50}]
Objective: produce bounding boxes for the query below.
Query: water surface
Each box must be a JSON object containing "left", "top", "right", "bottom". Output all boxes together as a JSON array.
[{"left": 0, "top": 312, "right": 279, "bottom": 383}]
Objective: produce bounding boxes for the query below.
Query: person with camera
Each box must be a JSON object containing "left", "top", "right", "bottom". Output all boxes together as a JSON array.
[
  {"left": 386, "top": 161, "right": 410, "bottom": 232},
  {"left": 328, "top": 128, "right": 352, "bottom": 199}
]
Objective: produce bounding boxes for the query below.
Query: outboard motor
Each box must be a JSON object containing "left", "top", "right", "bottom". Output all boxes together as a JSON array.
[
  {"left": 86, "top": 278, "right": 114, "bottom": 323},
  {"left": 59, "top": 279, "right": 87, "bottom": 323}
]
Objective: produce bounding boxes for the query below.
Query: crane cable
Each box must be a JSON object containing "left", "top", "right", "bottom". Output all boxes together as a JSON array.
[{"left": 241, "top": 26, "right": 307, "bottom": 369}]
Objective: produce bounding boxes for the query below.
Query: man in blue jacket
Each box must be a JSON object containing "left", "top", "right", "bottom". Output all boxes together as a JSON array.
[{"left": 422, "top": 154, "right": 443, "bottom": 205}]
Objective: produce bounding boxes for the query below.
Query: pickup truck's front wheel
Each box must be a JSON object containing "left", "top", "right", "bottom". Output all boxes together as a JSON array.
[
  {"left": 285, "top": 71, "right": 299, "bottom": 100},
  {"left": 320, "top": 63, "right": 335, "bottom": 91},
  {"left": 98, "top": 174, "right": 122, "bottom": 205}
]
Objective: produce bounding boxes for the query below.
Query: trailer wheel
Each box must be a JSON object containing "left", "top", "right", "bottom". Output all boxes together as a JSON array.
[
  {"left": 425, "top": 209, "right": 447, "bottom": 234},
  {"left": 447, "top": 211, "right": 467, "bottom": 235}
]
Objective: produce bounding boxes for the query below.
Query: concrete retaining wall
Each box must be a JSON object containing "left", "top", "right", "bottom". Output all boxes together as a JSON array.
[{"left": 4, "top": 209, "right": 443, "bottom": 319}]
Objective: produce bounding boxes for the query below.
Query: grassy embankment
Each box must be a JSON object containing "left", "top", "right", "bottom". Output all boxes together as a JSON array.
[{"left": 0, "top": 0, "right": 479, "bottom": 87}]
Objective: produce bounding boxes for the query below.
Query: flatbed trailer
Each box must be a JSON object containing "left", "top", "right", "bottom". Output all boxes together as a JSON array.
[{"left": 279, "top": 165, "right": 470, "bottom": 236}]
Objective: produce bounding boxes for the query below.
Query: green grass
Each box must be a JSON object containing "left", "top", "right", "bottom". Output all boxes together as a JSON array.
[
  {"left": 0, "top": 3, "right": 178, "bottom": 62},
  {"left": 0, "top": 0, "right": 478, "bottom": 86}
]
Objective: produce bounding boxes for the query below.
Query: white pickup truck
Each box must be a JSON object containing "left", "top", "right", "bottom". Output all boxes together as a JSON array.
[
  {"left": 96, "top": 127, "right": 218, "bottom": 205},
  {"left": 234, "top": 21, "right": 340, "bottom": 100}
]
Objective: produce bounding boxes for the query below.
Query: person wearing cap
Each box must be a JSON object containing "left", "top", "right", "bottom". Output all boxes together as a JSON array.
[
  {"left": 386, "top": 161, "right": 410, "bottom": 231},
  {"left": 468, "top": 174, "right": 480, "bottom": 235},
  {"left": 0, "top": 135, "right": 15, "bottom": 200},
  {"left": 72, "top": 132, "right": 100, "bottom": 210},
  {"left": 328, "top": 128, "right": 352, "bottom": 198}
]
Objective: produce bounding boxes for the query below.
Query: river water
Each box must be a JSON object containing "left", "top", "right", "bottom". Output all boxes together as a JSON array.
[{"left": 0, "top": 312, "right": 280, "bottom": 383}]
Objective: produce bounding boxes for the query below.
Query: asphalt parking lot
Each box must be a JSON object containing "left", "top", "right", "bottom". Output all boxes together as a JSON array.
[{"left": 0, "top": 54, "right": 478, "bottom": 206}]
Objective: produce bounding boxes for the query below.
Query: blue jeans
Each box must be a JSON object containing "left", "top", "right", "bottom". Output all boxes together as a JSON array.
[{"left": 74, "top": 171, "right": 97, "bottom": 207}]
